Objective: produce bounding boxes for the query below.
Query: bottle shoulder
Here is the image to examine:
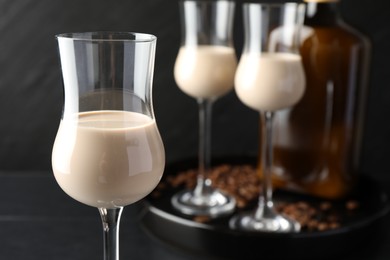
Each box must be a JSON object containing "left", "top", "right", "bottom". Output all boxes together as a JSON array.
[{"left": 302, "top": 22, "right": 371, "bottom": 49}]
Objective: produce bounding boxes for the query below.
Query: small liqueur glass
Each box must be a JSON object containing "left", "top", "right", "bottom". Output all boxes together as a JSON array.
[
  {"left": 230, "top": 3, "right": 306, "bottom": 232},
  {"left": 171, "top": 0, "right": 237, "bottom": 217},
  {"left": 52, "top": 32, "right": 165, "bottom": 259}
]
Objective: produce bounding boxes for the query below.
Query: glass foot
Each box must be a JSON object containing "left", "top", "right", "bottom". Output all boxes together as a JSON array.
[
  {"left": 229, "top": 210, "right": 300, "bottom": 232},
  {"left": 171, "top": 189, "right": 236, "bottom": 217}
]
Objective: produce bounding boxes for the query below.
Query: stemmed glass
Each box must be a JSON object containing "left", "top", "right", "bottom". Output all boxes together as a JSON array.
[
  {"left": 171, "top": 0, "right": 237, "bottom": 217},
  {"left": 52, "top": 32, "right": 165, "bottom": 259},
  {"left": 230, "top": 3, "right": 306, "bottom": 232}
]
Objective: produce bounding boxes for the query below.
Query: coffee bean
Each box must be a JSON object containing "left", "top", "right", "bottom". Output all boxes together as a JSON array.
[{"left": 152, "top": 164, "right": 356, "bottom": 231}]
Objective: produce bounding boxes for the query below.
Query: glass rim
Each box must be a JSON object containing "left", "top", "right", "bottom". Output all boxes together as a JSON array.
[{"left": 55, "top": 31, "right": 157, "bottom": 42}]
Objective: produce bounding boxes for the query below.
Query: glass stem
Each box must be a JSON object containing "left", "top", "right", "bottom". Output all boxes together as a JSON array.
[
  {"left": 194, "top": 98, "right": 213, "bottom": 197},
  {"left": 98, "top": 207, "right": 124, "bottom": 260},
  {"left": 255, "top": 111, "right": 275, "bottom": 220}
]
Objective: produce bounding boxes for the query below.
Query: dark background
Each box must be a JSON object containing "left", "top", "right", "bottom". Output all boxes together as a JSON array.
[
  {"left": 0, "top": 1, "right": 390, "bottom": 260},
  {"left": 0, "top": 0, "right": 389, "bottom": 182}
]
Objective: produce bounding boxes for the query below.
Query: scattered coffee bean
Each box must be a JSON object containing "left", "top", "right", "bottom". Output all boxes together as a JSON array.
[
  {"left": 346, "top": 200, "right": 360, "bottom": 210},
  {"left": 193, "top": 215, "right": 211, "bottom": 223},
  {"left": 152, "top": 164, "right": 360, "bottom": 232}
]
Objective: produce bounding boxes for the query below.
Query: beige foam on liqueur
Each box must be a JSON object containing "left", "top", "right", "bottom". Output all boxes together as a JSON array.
[{"left": 269, "top": 0, "right": 371, "bottom": 198}]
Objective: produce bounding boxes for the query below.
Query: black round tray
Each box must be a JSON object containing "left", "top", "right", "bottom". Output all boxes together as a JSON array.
[{"left": 140, "top": 157, "right": 390, "bottom": 260}]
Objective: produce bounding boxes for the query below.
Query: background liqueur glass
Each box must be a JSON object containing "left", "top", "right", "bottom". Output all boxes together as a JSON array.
[
  {"left": 172, "top": 0, "right": 237, "bottom": 217},
  {"left": 52, "top": 32, "right": 165, "bottom": 259},
  {"left": 230, "top": 3, "right": 305, "bottom": 232}
]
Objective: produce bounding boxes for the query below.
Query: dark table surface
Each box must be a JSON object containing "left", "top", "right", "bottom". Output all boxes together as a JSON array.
[{"left": 1, "top": 171, "right": 390, "bottom": 260}]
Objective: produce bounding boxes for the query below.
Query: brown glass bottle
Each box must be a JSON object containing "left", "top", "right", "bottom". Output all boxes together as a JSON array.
[{"left": 260, "top": 0, "right": 371, "bottom": 199}]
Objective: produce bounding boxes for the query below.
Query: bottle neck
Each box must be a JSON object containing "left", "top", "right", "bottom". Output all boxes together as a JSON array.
[{"left": 305, "top": 1, "right": 342, "bottom": 26}]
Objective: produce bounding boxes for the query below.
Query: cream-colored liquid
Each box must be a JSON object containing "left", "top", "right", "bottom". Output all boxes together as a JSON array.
[
  {"left": 52, "top": 110, "right": 165, "bottom": 208},
  {"left": 174, "top": 45, "right": 237, "bottom": 99},
  {"left": 235, "top": 53, "right": 305, "bottom": 111}
]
